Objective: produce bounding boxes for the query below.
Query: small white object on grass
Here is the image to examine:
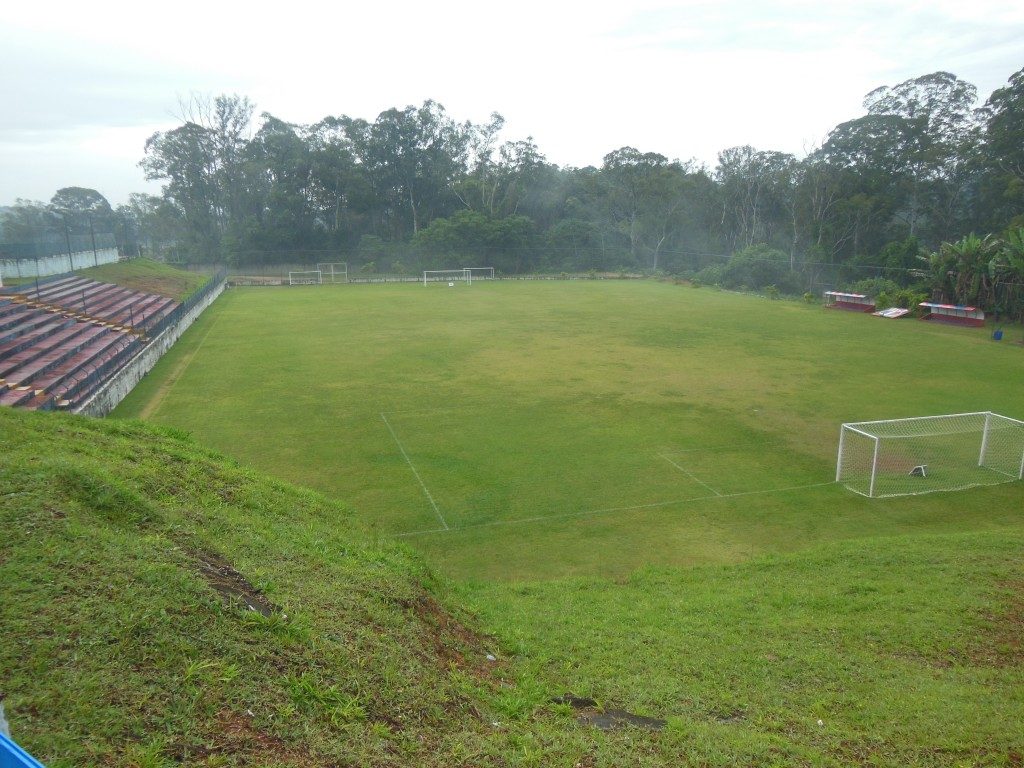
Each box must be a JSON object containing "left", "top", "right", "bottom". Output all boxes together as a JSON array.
[
  {"left": 448, "top": 282, "right": 454, "bottom": 287},
  {"left": 817, "top": 719, "right": 824, "bottom": 726},
  {"left": 486, "top": 653, "right": 496, "bottom": 661}
]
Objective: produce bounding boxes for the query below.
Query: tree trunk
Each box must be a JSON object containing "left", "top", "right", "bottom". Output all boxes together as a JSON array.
[{"left": 409, "top": 186, "right": 418, "bottom": 234}]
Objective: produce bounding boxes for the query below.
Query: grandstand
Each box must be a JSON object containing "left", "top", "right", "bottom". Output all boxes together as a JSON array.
[{"left": 0, "top": 276, "right": 180, "bottom": 411}]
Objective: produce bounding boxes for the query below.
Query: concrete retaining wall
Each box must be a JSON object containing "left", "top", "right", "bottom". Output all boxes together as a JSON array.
[
  {"left": 1, "top": 248, "right": 120, "bottom": 281},
  {"left": 75, "top": 281, "right": 226, "bottom": 417}
]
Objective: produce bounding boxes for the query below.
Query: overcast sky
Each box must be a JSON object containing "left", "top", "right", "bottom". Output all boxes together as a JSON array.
[{"left": 2, "top": 0, "right": 1022, "bottom": 208}]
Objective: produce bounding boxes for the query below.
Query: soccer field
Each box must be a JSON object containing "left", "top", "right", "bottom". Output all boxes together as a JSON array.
[{"left": 113, "top": 280, "right": 1024, "bottom": 580}]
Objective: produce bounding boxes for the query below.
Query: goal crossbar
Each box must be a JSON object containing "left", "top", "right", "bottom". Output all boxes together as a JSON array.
[{"left": 842, "top": 411, "right": 1024, "bottom": 428}]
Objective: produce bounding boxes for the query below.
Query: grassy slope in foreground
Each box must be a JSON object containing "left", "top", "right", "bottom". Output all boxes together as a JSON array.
[
  {"left": 0, "top": 407, "right": 505, "bottom": 767},
  {"left": 2, "top": 407, "right": 1023, "bottom": 766},
  {"left": 467, "top": 532, "right": 1024, "bottom": 766},
  {"left": 79, "top": 258, "right": 208, "bottom": 301}
]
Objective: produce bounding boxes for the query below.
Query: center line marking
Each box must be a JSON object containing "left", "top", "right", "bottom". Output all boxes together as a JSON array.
[
  {"left": 659, "top": 453, "right": 722, "bottom": 496},
  {"left": 381, "top": 412, "right": 448, "bottom": 530}
]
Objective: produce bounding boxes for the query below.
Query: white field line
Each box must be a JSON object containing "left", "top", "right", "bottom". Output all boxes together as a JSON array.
[
  {"left": 380, "top": 412, "right": 448, "bottom": 530},
  {"left": 140, "top": 313, "right": 222, "bottom": 419},
  {"left": 379, "top": 406, "right": 482, "bottom": 419},
  {"left": 659, "top": 453, "right": 722, "bottom": 496},
  {"left": 393, "top": 480, "right": 836, "bottom": 538}
]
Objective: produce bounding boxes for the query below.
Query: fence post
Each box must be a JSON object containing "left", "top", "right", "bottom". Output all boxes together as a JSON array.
[
  {"left": 89, "top": 217, "right": 98, "bottom": 266},
  {"left": 63, "top": 216, "right": 74, "bottom": 272}
]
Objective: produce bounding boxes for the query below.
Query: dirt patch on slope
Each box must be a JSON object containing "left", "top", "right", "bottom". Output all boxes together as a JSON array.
[
  {"left": 192, "top": 548, "right": 280, "bottom": 617},
  {"left": 404, "top": 593, "right": 501, "bottom": 681},
  {"left": 551, "top": 693, "right": 666, "bottom": 731}
]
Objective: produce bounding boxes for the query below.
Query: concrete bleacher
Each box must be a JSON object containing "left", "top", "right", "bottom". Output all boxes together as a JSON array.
[
  {"left": 12, "top": 276, "right": 178, "bottom": 332},
  {"left": 0, "top": 277, "right": 181, "bottom": 411}
]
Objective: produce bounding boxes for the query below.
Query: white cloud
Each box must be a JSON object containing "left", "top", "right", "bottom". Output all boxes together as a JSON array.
[{"left": 1, "top": 0, "right": 1022, "bottom": 205}]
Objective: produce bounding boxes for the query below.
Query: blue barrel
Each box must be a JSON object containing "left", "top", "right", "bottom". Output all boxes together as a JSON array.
[
  {"left": 993, "top": 329, "right": 1004, "bottom": 341},
  {"left": 0, "top": 732, "right": 46, "bottom": 768}
]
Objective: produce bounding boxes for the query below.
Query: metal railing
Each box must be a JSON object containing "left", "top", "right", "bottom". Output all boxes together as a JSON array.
[{"left": 143, "top": 268, "right": 226, "bottom": 339}]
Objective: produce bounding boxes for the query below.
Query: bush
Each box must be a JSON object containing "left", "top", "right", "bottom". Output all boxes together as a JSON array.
[
  {"left": 719, "top": 245, "right": 800, "bottom": 293},
  {"left": 894, "top": 289, "right": 928, "bottom": 312},
  {"left": 802, "top": 292, "right": 816, "bottom": 304},
  {"left": 694, "top": 264, "right": 726, "bottom": 286},
  {"left": 850, "top": 277, "right": 900, "bottom": 298},
  {"left": 764, "top": 285, "right": 780, "bottom": 300}
]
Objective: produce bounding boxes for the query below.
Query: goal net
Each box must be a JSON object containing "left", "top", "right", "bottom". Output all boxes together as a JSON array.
[
  {"left": 836, "top": 412, "right": 1024, "bottom": 498},
  {"left": 423, "top": 269, "right": 471, "bottom": 286},
  {"left": 316, "top": 262, "right": 348, "bottom": 283},
  {"left": 288, "top": 270, "right": 322, "bottom": 285},
  {"left": 465, "top": 266, "right": 494, "bottom": 280}
]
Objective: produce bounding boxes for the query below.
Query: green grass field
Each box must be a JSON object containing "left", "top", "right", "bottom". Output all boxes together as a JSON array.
[
  {"left": 7, "top": 278, "right": 1024, "bottom": 765},
  {"left": 113, "top": 280, "right": 1024, "bottom": 581}
]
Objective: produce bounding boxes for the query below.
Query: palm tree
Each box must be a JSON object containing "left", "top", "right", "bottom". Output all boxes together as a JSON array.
[
  {"left": 925, "top": 234, "right": 999, "bottom": 307},
  {"left": 989, "top": 228, "right": 1024, "bottom": 322}
]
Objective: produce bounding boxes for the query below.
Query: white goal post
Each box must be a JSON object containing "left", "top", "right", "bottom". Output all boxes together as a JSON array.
[
  {"left": 836, "top": 411, "right": 1024, "bottom": 498},
  {"left": 289, "top": 270, "right": 322, "bottom": 285},
  {"left": 423, "top": 269, "right": 472, "bottom": 286},
  {"left": 316, "top": 262, "right": 348, "bottom": 283}
]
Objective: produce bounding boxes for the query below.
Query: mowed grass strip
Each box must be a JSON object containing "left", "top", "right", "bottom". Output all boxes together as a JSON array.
[{"left": 114, "top": 281, "right": 1024, "bottom": 580}]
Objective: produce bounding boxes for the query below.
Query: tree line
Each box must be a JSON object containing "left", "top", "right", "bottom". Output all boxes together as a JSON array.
[{"left": 2, "top": 68, "right": 1023, "bottom": 314}]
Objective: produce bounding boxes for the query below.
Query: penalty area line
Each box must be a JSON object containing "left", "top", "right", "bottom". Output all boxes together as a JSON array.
[
  {"left": 393, "top": 480, "right": 836, "bottom": 539},
  {"left": 658, "top": 453, "right": 722, "bottom": 496},
  {"left": 381, "top": 412, "right": 449, "bottom": 530}
]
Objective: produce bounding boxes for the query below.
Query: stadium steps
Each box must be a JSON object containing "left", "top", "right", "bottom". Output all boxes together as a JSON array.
[
  {"left": 17, "top": 332, "right": 140, "bottom": 410},
  {"left": 95, "top": 291, "right": 162, "bottom": 328},
  {"left": 12, "top": 279, "right": 179, "bottom": 334},
  {"left": 0, "top": 320, "right": 102, "bottom": 376},
  {"left": 118, "top": 295, "right": 178, "bottom": 331},
  {"left": 19, "top": 276, "right": 94, "bottom": 301},
  {"left": 0, "top": 385, "right": 38, "bottom": 408},
  {"left": 43, "top": 336, "right": 142, "bottom": 410},
  {"left": 9, "top": 279, "right": 97, "bottom": 308},
  {"left": 11, "top": 280, "right": 139, "bottom": 330},
  {"left": 7, "top": 277, "right": 82, "bottom": 302},
  {"left": 0, "top": 324, "right": 113, "bottom": 385},
  {"left": 13, "top": 297, "right": 136, "bottom": 335},
  {"left": 0, "top": 304, "right": 43, "bottom": 330},
  {"left": 45, "top": 284, "right": 134, "bottom": 318},
  {"left": 0, "top": 319, "right": 77, "bottom": 358},
  {"left": 0, "top": 309, "right": 68, "bottom": 344},
  {"left": 1, "top": 278, "right": 185, "bottom": 411}
]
